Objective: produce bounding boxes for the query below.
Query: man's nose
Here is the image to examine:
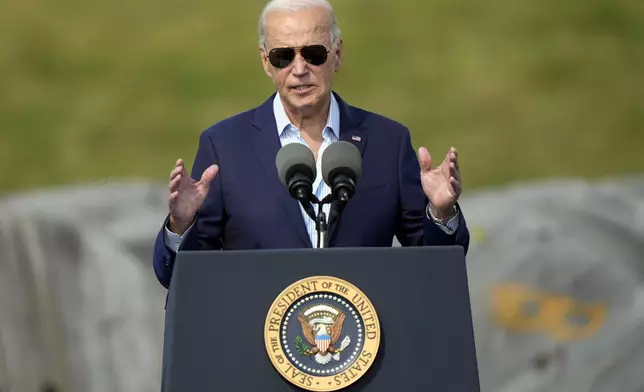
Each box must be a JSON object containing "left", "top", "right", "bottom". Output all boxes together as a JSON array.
[{"left": 291, "top": 54, "right": 309, "bottom": 75}]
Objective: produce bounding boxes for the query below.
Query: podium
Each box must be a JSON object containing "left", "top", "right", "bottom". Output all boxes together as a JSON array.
[{"left": 160, "top": 246, "right": 480, "bottom": 391}]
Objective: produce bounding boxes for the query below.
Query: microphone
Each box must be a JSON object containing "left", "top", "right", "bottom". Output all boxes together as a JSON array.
[
  {"left": 276, "top": 143, "right": 317, "bottom": 202},
  {"left": 321, "top": 141, "right": 362, "bottom": 202}
]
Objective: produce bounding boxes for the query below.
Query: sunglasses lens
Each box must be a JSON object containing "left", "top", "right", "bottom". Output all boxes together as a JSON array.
[
  {"left": 268, "top": 45, "right": 329, "bottom": 68},
  {"left": 269, "top": 48, "right": 296, "bottom": 68},
  {"left": 301, "top": 45, "right": 328, "bottom": 66}
]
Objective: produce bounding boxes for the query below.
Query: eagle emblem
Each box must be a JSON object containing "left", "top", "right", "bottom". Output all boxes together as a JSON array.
[{"left": 295, "top": 304, "right": 352, "bottom": 365}]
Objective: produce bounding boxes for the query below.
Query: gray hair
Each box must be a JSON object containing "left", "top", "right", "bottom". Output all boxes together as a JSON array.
[{"left": 258, "top": 0, "right": 341, "bottom": 49}]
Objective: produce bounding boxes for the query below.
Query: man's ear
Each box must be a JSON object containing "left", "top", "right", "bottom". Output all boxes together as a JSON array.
[
  {"left": 260, "top": 46, "right": 272, "bottom": 78},
  {"left": 334, "top": 38, "right": 344, "bottom": 72}
]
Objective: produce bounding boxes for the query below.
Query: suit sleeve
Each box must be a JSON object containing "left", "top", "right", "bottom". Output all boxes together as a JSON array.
[
  {"left": 152, "top": 130, "right": 226, "bottom": 289},
  {"left": 394, "top": 127, "right": 470, "bottom": 255}
]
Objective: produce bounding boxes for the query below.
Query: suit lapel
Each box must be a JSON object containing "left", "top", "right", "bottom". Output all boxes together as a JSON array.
[
  {"left": 327, "top": 92, "right": 367, "bottom": 246},
  {"left": 251, "top": 94, "right": 312, "bottom": 248},
  {"left": 335, "top": 92, "right": 368, "bottom": 154}
]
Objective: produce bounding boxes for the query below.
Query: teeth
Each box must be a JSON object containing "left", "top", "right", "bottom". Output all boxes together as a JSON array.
[{"left": 294, "top": 85, "right": 311, "bottom": 90}]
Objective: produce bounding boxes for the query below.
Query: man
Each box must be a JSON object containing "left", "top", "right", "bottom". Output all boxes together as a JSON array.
[{"left": 152, "top": 0, "right": 469, "bottom": 289}]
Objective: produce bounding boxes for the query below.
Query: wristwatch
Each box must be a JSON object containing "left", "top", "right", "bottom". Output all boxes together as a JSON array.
[{"left": 426, "top": 203, "right": 459, "bottom": 231}]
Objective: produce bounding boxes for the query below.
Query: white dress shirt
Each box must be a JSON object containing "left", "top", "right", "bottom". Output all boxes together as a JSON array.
[{"left": 164, "top": 94, "right": 459, "bottom": 251}]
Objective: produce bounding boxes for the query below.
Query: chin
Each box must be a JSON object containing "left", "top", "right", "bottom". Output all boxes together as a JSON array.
[
  {"left": 287, "top": 96, "right": 316, "bottom": 113},
  {"left": 288, "top": 90, "right": 325, "bottom": 112}
]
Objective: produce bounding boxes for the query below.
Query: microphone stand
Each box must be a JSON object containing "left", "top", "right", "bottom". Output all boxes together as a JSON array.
[
  {"left": 298, "top": 195, "right": 334, "bottom": 249},
  {"left": 315, "top": 194, "right": 335, "bottom": 249},
  {"left": 316, "top": 209, "right": 327, "bottom": 249}
]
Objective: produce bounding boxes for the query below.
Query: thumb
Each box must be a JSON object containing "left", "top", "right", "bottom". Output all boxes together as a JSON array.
[
  {"left": 418, "top": 147, "right": 432, "bottom": 172},
  {"left": 200, "top": 164, "right": 219, "bottom": 186}
]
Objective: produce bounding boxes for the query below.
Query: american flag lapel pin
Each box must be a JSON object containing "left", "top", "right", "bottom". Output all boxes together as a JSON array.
[{"left": 351, "top": 135, "right": 361, "bottom": 142}]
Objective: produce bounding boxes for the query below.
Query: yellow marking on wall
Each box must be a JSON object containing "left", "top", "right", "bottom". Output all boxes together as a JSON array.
[{"left": 491, "top": 283, "right": 607, "bottom": 341}]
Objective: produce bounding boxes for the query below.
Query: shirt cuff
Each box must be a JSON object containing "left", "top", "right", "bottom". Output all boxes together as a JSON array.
[
  {"left": 426, "top": 203, "right": 460, "bottom": 235},
  {"left": 163, "top": 221, "right": 194, "bottom": 253}
]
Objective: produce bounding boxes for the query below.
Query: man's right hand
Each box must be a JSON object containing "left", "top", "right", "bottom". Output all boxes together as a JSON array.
[{"left": 167, "top": 159, "right": 219, "bottom": 235}]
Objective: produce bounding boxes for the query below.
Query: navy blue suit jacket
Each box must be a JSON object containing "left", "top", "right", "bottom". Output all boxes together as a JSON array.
[{"left": 153, "top": 92, "right": 470, "bottom": 288}]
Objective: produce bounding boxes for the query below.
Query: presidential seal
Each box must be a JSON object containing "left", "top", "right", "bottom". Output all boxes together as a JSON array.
[{"left": 264, "top": 276, "right": 380, "bottom": 391}]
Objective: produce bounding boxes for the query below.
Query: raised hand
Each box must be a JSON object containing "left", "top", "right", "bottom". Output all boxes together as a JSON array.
[
  {"left": 418, "top": 146, "right": 462, "bottom": 219},
  {"left": 167, "top": 158, "right": 219, "bottom": 234}
]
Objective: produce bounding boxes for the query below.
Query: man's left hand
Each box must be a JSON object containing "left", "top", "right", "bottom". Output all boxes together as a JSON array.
[{"left": 418, "top": 146, "right": 462, "bottom": 219}]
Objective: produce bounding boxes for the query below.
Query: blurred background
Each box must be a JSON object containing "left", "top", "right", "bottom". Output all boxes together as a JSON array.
[{"left": 1, "top": 0, "right": 643, "bottom": 390}]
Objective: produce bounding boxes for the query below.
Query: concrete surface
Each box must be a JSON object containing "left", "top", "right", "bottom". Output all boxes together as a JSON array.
[{"left": 1, "top": 175, "right": 643, "bottom": 391}]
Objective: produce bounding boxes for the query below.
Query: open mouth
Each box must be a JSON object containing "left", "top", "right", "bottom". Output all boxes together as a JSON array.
[{"left": 291, "top": 85, "right": 314, "bottom": 92}]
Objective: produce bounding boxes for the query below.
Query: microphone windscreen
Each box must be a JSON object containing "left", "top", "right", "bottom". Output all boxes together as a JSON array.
[
  {"left": 275, "top": 143, "right": 316, "bottom": 186},
  {"left": 321, "top": 141, "right": 362, "bottom": 185}
]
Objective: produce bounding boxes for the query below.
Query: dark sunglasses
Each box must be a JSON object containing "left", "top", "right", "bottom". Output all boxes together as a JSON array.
[{"left": 267, "top": 44, "right": 330, "bottom": 69}]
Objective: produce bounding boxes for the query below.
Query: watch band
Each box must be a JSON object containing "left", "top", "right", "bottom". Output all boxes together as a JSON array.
[{"left": 427, "top": 203, "right": 459, "bottom": 225}]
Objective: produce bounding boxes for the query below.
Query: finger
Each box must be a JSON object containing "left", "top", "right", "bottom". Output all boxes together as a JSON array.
[
  {"left": 418, "top": 147, "right": 432, "bottom": 172},
  {"left": 168, "top": 190, "right": 179, "bottom": 204},
  {"left": 200, "top": 164, "right": 219, "bottom": 185},
  {"left": 170, "top": 159, "right": 186, "bottom": 179},
  {"left": 449, "top": 162, "right": 461, "bottom": 183},
  {"left": 169, "top": 173, "right": 182, "bottom": 192},
  {"left": 445, "top": 147, "right": 457, "bottom": 162},
  {"left": 450, "top": 177, "right": 462, "bottom": 197},
  {"left": 170, "top": 165, "right": 184, "bottom": 180},
  {"left": 448, "top": 147, "right": 459, "bottom": 171},
  {"left": 174, "top": 159, "right": 186, "bottom": 173}
]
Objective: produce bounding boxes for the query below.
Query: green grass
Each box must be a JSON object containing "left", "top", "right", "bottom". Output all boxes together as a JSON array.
[{"left": 1, "top": 0, "right": 643, "bottom": 193}]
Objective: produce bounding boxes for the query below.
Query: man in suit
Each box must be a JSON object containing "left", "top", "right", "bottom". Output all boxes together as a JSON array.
[{"left": 153, "top": 0, "right": 469, "bottom": 289}]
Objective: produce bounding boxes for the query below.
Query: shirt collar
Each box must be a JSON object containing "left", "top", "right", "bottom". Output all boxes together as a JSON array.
[{"left": 273, "top": 93, "right": 340, "bottom": 139}]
